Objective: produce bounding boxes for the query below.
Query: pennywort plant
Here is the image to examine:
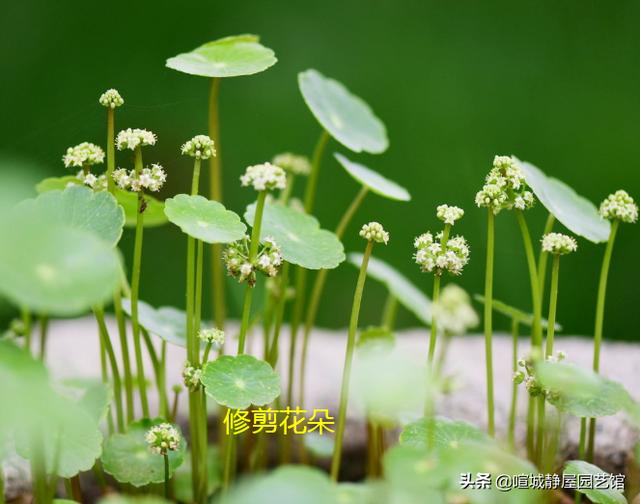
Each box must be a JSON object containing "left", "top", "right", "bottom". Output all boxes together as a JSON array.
[{"left": 145, "top": 423, "right": 181, "bottom": 498}]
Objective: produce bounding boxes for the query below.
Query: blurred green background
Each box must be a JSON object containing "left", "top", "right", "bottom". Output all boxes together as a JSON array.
[{"left": 2, "top": 0, "right": 638, "bottom": 340}]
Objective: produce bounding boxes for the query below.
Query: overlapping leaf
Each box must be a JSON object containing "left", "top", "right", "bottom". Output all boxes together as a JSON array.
[
  {"left": 121, "top": 299, "right": 187, "bottom": 347},
  {"left": 563, "top": 461, "right": 626, "bottom": 504},
  {"left": 335, "top": 153, "right": 410, "bottom": 201}
]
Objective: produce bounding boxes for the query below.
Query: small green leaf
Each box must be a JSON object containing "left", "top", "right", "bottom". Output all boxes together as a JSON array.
[
  {"left": 348, "top": 253, "right": 430, "bottom": 325},
  {"left": 121, "top": 299, "right": 187, "bottom": 347},
  {"left": 245, "top": 202, "right": 345, "bottom": 270},
  {"left": 166, "top": 34, "right": 277, "bottom": 78},
  {"left": 299, "top": 69, "right": 388, "bottom": 154},
  {"left": 304, "top": 432, "right": 334, "bottom": 460},
  {"left": 60, "top": 378, "right": 113, "bottom": 423},
  {"left": 473, "top": 295, "right": 561, "bottom": 330},
  {"left": 165, "top": 194, "right": 247, "bottom": 243},
  {"left": 357, "top": 326, "right": 395, "bottom": 349},
  {"left": 201, "top": 355, "right": 280, "bottom": 410},
  {"left": 36, "top": 176, "right": 82, "bottom": 193},
  {"left": 115, "top": 189, "right": 167, "bottom": 228},
  {"left": 18, "top": 185, "right": 125, "bottom": 246},
  {"left": 563, "top": 460, "right": 626, "bottom": 504},
  {"left": 399, "top": 417, "right": 489, "bottom": 450},
  {"left": 334, "top": 153, "right": 410, "bottom": 201},
  {"left": 173, "top": 446, "right": 222, "bottom": 502},
  {"left": 101, "top": 418, "right": 185, "bottom": 487},
  {"left": 517, "top": 158, "right": 610, "bottom": 243},
  {"left": 536, "top": 361, "right": 632, "bottom": 417}
]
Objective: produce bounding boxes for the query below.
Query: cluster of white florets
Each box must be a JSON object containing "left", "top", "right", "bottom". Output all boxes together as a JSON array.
[
  {"left": 76, "top": 170, "right": 107, "bottom": 191},
  {"left": 182, "top": 362, "right": 202, "bottom": 392},
  {"left": 599, "top": 190, "right": 638, "bottom": 224},
  {"left": 240, "top": 163, "right": 287, "bottom": 191},
  {"left": 116, "top": 128, "right": 157, "bottom": 151},
  {"left": 431, "top": 284, "right": 479, "bottom": 335},
  {"left": 359, "top": 222, "right": 389, "bottom": 244},
  {"left": 112, "top": 164, "right": 166, "bottom": 192},
  {"left": 475, "top": 155, "right": 535, "bottom": 214},
  {"left": 272, "top": 152, "right": 311, "bottom": 176},
  {"left": 197, "top": 327, "right": 225, "bottom": 346},
  {"left": 436, "top": 204, "right": 464, "bottom": 226},
  {"left": 541, "top": 233, "right": 577, "bottom": 255},
  {"left": 145, "top": 423, "right": 181, "bottom": 455},
  {"left": 181, "top": 135, "right": 216, "bottom": 160},
  {"left": 223, "top": 235, "right": 283, "bottom": 286},
  {"left": 514, "top": 351, "right": 566, "bottom": 400},
  {"left": 63, "top": 142, "right": 105, "bottom": 169},
  {"left": 99, "top": 89, "right": 124, "bottom": 109},
  {"left": 414, "top": 232, "right": 470, "bottom": 276}
]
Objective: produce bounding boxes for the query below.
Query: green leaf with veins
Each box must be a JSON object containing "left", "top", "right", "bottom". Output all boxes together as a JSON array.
[
  {"left": 399, "top": 417, "right": 489, "bottom": 450},
  {"left": 516, "top": 157, "right": 610, "bottom": 243},
  {"left": 165, "top": 194, "right": 247, "bottom": 243},
  {"left": 201, "top": 354, "right": 280, "bottom": 410},
  {"left": 115, "top": 189, "right": 167, "bottom": 228},
  {"left": 564, "top": 461, "right": 627, "bottom": 504},
  {"left": 101, "top": 418, "right": 185, "bottom": 487},
  {"left": 299, "top": 69, "right": 388, "bottom": 154},
  {"left": 334, "top": 153, "right": 410, "bottom": 201},
  {"left": 245, "top": 202, "right": 344, "bottom": 270},
  {"left": 348, "top": 253, "right": 430, "bottom": 325},
  {"left": 166, "top": 34, "right": 277, "bottom": 78}
]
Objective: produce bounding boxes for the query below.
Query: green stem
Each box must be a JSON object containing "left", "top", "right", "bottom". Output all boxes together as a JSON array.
[
  {"left": 0, "top": 468, "right": 3, "bottom": 504},
  {"left": 171, "top": 387, "right": 181, "bottom": 423},
  {"left": 21, "top": 307, "right": 32, "bottom": 354},
  {"left": 280, "top": 173, "right": 296, "bottom": 204},
  {"left": 38, "top": 315, "right": 49, "bottom": 361},
  {"left": 587, "top": 219, "right": 619, "bottom": 461},
  {"left": 576, "top": 417, "right": 586, "bottom": 504},
  {"left": 330, "top": 240, "right": 374, "bottom": 482},
  {"left": 381, "top": 294, "right": 398, "bottom": 330},
  {"left": 268, "top": 263, "right": 290, "bottom": 367},
  {"left": 483, "top": 211, "right": 495, "bottom": 437},
  {"left": 428, "top": 276, "right": 441, "bottom": 365},
  {"left": 106, "top": 108, "right": 115, "bottom": 193},
  {"left": 508, "top": 318, "right": 520, "bottom": 449},
  {"left": 537, "top": 214, "right": 555, "bottom": 299},
  {"left": 94, "top": 305, "right": 125, "bottom": 432},
  {"left": 159, "top": 341, "right": 168, "bottom": 418},
  {"left": 209, "top": 78, "right": 225, "bottom": 331},
  {"left": 114, "top": 288, "right": 134, "bottom": 424},
  {"left": 164, "top": 454, "right": 170, "bottom": 499},
  {"left": 303, "top": 130, "right": 330, "bottom": 214}
]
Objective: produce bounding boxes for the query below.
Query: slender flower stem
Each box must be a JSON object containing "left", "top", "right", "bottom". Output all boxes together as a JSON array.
[
  {"left": 331, "top": 241, "right": 374, "bottom": 482},
  {"left": 106, "top": 109, "right": 115, "bottom": 193},
  {"left": 21, "top": 307, "right": 32, "bottom": 354},
  {"left": 94, "top": 305, "right": 125, "bottom": 432},
  {"left": 0, "top": 467, "right": 4, "bottom": 504},
  {"left": 537, "top": 214, "right": 555, "bottom": 298},
  {"left": 428, "top": 224, "right": 450, "bottom": 366},
  {"left": 163, "top": 454, "right": 170, "bottom": 499},
  {"left": 508, "top": 318, "right": 520, "bottom": 449},
  {"left": 298, "top": 187, "right": 369, "bottom": 409},
  {"left": 483, "top": 211, "right": 496, "bottom": 436},
  {"left": 159, "top": 341, "right": 168, "bottom": 417},
  {"left": 171, "top": 388, "right": 181, "bottom": 422},
  {"left": 208, "top": 77, "right": 226, "bottom": 331},
  {"left": 130, "top": 147, "right": 149, "bottom": 418},
  {"left": 114, "top": 288, "right": 134, "bottom": 423},
  {"left": 38, "top": 315, "right": 49, "bottom": 361},
  {"left": 303, "top": 130, "right": 330, "bottom": 215},
  {"left": 381, "top": 294, "right": 398, "bottom": 330},
  {"left": 268, "top": 263, "right": 290, "bottom": 367},
  {"left": 587, "top": 219, "right": 619, "bottom": 461}
]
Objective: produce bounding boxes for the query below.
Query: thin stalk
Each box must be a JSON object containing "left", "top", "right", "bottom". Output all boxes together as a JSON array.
[
  {"left": 577, "top": 417, "right": 587, "bottom": 504},
  {"left": 330, "top": 240, "right": 374, "bottom": 482},
  {"left": 303, "top": 130, "right": 330, "bottom": 214},
  {"left": 31, "top": 432, "right": 49, "bottom": 504},
  {"left": 106, "top": 108, "right": 115, "bottom": 193},
  {"left": 94, "top": 305, "right": 125, "bottom": 432},
  {"left": 70, "top": 476, "right": 82, "bottom": 503},
  {"left": 483, "top": 211, "right": 496, "bottom": 436},
  {"left": 279, "top": 173, "right": 296, "bottom": 204},
  {"left": 428, "top": 276, "right": 441, "bottom": 365},
  {"left": 587, "top": 219, "right": 619, "bottom": 461},
  {"left": 130, "top": 147, "right": 149, "bottom": 417},
  {"left": 508, "top": 318, "right": 520, "bottom": 449},
  {"left": 381, "top": 294, "right": 398, "bottom": 331},
  {"left": 537, "top": 214, "right": 555, "bottom": 298},
  {"left": 368, "top": 420, "right": 380, "bottom": 478},
  {"left": 0, "top": 469, "right": 4, "bottom": 504},
  {"left": 268, "top": 263, "right": 290, "bottom": 367},
  {"left": 159, "top": 341, "right": 168, "bottom": 418},
  {"left": 38, "top": 315, "right": 49, "bottom": 361},
  {"left": 209, "top": 77, "right": 225, "bottom": 331},
  {"left": 21, "top": 307, "right": 32, "bottom": 353},
  {"left": 170, "top": 387, "right": 181, "bottom": 422},
  {"left": 163, "top": 454, "right": 170, "bottom": 499},
  {"left": 114, "top": 288, "right": 134, "bottom": 423},
  {"left": 298, "top": 187, "right": 369, "bottom": 408}
]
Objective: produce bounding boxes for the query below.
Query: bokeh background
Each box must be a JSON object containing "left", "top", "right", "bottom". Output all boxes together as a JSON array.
[{"left": 2, "top": 0, "right": 639, "bottom": 340}]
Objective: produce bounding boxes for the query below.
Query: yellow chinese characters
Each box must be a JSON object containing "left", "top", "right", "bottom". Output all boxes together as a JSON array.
[{"left": 223, "top": 407, "right": 335, "bottom": 436}]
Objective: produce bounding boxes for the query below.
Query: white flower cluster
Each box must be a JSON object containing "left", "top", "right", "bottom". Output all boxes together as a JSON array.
[
  {"left": 63, "top": 142, "right": 105, "bottom": 168},
  {"left": 272, "top": 152, "right": 311, "bottom": 176},
  {"left": 359, "top": 222, "right": 389, "bottom": 244},
  {"left": 432, "top": 284, "right": 479, "bottom": 335},
  {"left": 541, "top": 232, "right": 577, "bottom": 255},
  {"left": 240, "top": 162, "right": 287, "bottom": 191},
  {"left": 436, "top": 204, "right": 464, "bottom": 225},
  {"left": 145, "top": 423, "right": 181, "bottom": 455},
  {"left": 223, "top": 236, "right": 283, "bottom": 286},
  {"left": 99, "top": 89, "right": 124, "bottom": 109},
  {"left": 182, "top": 362, "right": 202, "bottom": 392},
  {"left": 414, "top": 232, "right": 470, "bottom": 276},
  {"left": 198, "top": 327, "right": 225, "bottom": 346},
  {"left": 599, "top": 190, "right": 638, "bottom": 224},
  {"left": 475, "top": 155, "right": 534, "bottom": 214},
  {"left": 116, "top": 128, "right": 157, "bottom": 151},
  {"left": 76, "top": 170, "right": 107, "bottom": 191},
  {"left": 112, "top": 164, "right": 166, "bottom": 192},
  {"left": 181, "top": 135, "right": 216, "bottom": 160},
  {"left": 514, "top": 351, "right": 566, "bottom": 399}
]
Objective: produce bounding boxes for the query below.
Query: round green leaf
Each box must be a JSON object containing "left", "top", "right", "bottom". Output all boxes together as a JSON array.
[
  {"left": 115, "top": 189, "right": 167, "bottom": 228},
  {"left": 563, "top": 461, "right": 626, "bottom": 504},
  {"left": 201, "top": 354, "right": 281, "bottom": 410},
  {"left": 334, "top": 153, "right": 410, "bottom": 201},
  {"left": 165, "top": 194, "right": 247, "bottom": 244},
  {"left": 173, "top": 446, "right": 222, "bottom": 502},
  {"left": 245, "top": 202, "right": 345, "bottom": 270},
  {"left": 348, "top": 253, "right": 430, "bottom": 325},
  {"left": 516, "top": 157, "right": 610, "bottom": 243},
  {"left": 166, "top": 34, "right": 277, "bottom": 78},
  {"left": 36, "top": 175, "right": 82, "bottom": 193},
  {"left": 18, "top": 185, "right": 124, "bottom": 246},
  {"left": 60, "top": 378, "right": 113, "bottom": 423},
  {"left": 473, "top": 294, "right": 561, "bottom": 330},
  {"left": 399, "top": 417, "right": 489, "bottom": 450},
  {"left": 121, "top": 298, "right": 187, "bottom": 347},
  {"left": 299, "top": 69, "right": 388, "bottom": 154},
  {"left": 101, "top": 418, "right": 185, "bottom": 487}
]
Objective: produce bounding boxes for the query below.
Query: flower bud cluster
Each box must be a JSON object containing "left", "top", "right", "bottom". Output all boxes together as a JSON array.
[
  {"left": 112, "top": 164, "right": 166, "bottom": 192},
  {"left": 223, "top": 235, "right": 283, "bottom": 286},
  {"left": 181, "top": 135, "right": 216, "bottom": 160},
  {"left": 436, "top": 204, "right": 464, "bottom": 225},
  {"left": 272, "top": 152, "right": 311, "bottom": 176},
  {"left": 77, "top": 170, "right": 107, "bottom": 191},
  {"left": 514, "top": 351, "right": 567, "bottom": 400},
  {"left": 431, "top": 284, "right": 479, "bottom": 335},
  {"left": 145, "top": 423, "right": 181, "bottom": 455},
  {"left": 99, "top": 89, "right": 124, "bottom": 109},
  {"left": 541, "top": 232, "right": 577, "bottom": 255},
  {"left": 63, "top": 142, "right": 105, "bottom": 169},
  {"left": 197, "top": 328, "right": 225, "bottom": 346},
  {"left": 475, "top": 155, "right": 534, "bottom": 214},
  {"left": 359, "top": 222, "right": 389, "bottom": 244},
  {"left": 116, "top": 128, "right": 157, "bottom": 151},
  {"left": 599, "top": 190, "right": 638, "bottom": 224},
  {"left": 414, "top": 232, "right": 470, "bottom": 276},
  {"left": 240, "top": 163, "right": 287, "bottom": 191},
  {"left": 182, "top": 362, "right": 202, "bottom": 392}
]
